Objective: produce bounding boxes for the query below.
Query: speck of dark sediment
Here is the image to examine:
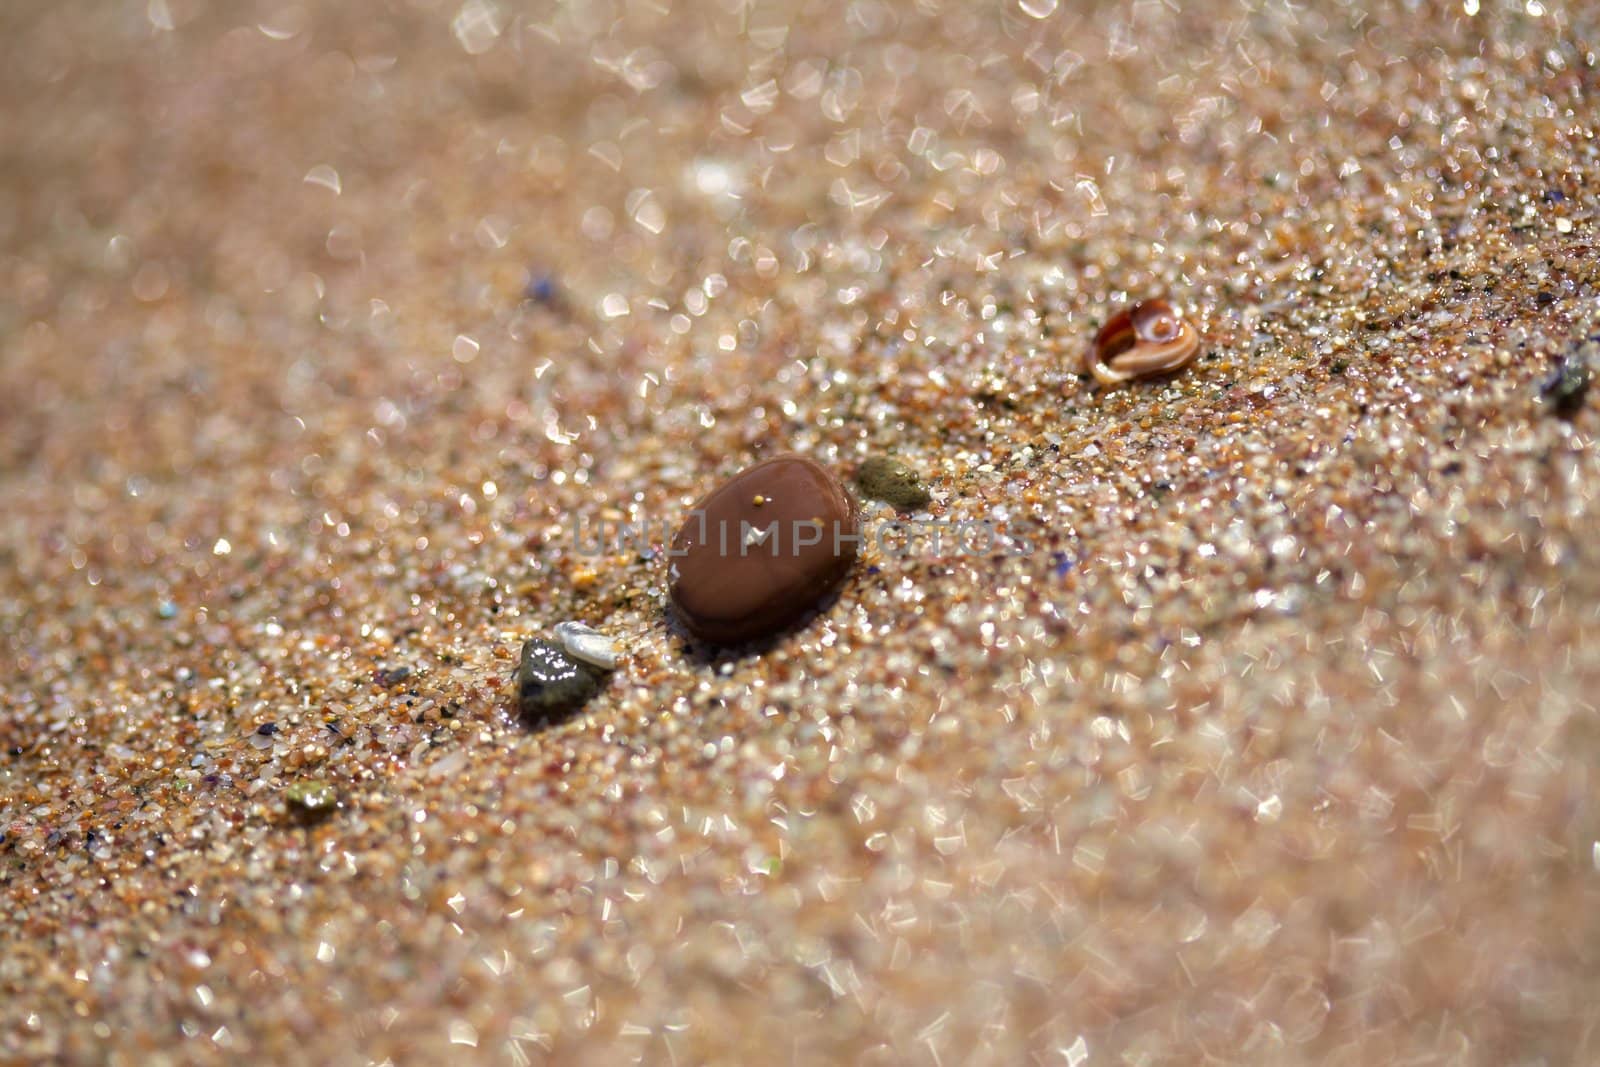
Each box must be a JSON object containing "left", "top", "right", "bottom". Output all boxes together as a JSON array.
[
  {"left": 855, "top": 455, "right": 932, "bottom": 511},
  {"left": 516, "top": 638, "right": 604, "bottom": 722},
  {"left": 523, "top": 273, "right": 560, "bottom": 305},
  {"left": 374, "top": 665, "right": 412, "bottom": 687},
  {"left": 1540, "top": 343, "right": 1593, "bottom": 419}
]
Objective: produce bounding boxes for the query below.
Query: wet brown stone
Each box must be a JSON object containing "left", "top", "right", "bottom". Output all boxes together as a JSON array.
[{"left": 668, "top": 454, "right": 859, "bottom": 644}]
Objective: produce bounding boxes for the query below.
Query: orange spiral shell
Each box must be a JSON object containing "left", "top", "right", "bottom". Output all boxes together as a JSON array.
[{"left": 1085, "top": 298, "right": 1201, "bottom": 385}]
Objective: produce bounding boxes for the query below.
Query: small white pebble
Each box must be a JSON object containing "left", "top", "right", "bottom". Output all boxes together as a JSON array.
[{"left": 555, "top": 621, "right": 620, "bottom": 670}]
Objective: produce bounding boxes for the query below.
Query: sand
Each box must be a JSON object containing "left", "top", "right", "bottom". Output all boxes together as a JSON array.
[{"left": 3, "top": 0, "right": 1600, "bottom": 1063}]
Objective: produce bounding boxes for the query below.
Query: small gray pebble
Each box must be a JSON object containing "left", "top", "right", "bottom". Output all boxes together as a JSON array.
[{"left": 516, "top": 638, "right": 602, "bottom": 721}]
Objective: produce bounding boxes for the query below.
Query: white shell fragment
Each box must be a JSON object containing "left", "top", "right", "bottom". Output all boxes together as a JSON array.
[{"left": 554, "top": 621, "right": 620, "bottom": 671}]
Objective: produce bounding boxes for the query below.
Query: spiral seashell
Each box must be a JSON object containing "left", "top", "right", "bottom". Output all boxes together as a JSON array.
[{"left": 1085, "top": 298, "right": 1201, "bottom": 385}]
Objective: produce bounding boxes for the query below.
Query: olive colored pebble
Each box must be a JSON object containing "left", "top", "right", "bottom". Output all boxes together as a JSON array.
[
  {"left": 855, "top": 456, "right": 931, "bottom": 511},
  {"left": 517, "top": 638, "right": 603, "bottom": 721},
  {"left": 284, "top": 780, "right": 338, "bottom": 823}
]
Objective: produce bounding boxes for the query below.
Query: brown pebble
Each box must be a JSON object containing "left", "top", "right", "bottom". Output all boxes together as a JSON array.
[
  {"left": 668, "top": 454, "right": 859, "bottom": 644},
  {"left": 1085, "top": 298, "right": 1201, "bottom": 385}
]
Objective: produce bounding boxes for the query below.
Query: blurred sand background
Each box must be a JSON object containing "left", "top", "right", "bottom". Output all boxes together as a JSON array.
[{"left": 3, "top": 0, "right": 1600, "bottom": 1063}]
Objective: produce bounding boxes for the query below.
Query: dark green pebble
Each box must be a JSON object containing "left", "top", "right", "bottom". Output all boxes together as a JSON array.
[
  {"left": 855, "top": 456, "right": 931, "bottom": 510},
  {"left": 284, "top": 780, "right": 338, "bottom": 823},
  {"left": 517, "top": 638, "right": 602, "bottom": 721}
]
